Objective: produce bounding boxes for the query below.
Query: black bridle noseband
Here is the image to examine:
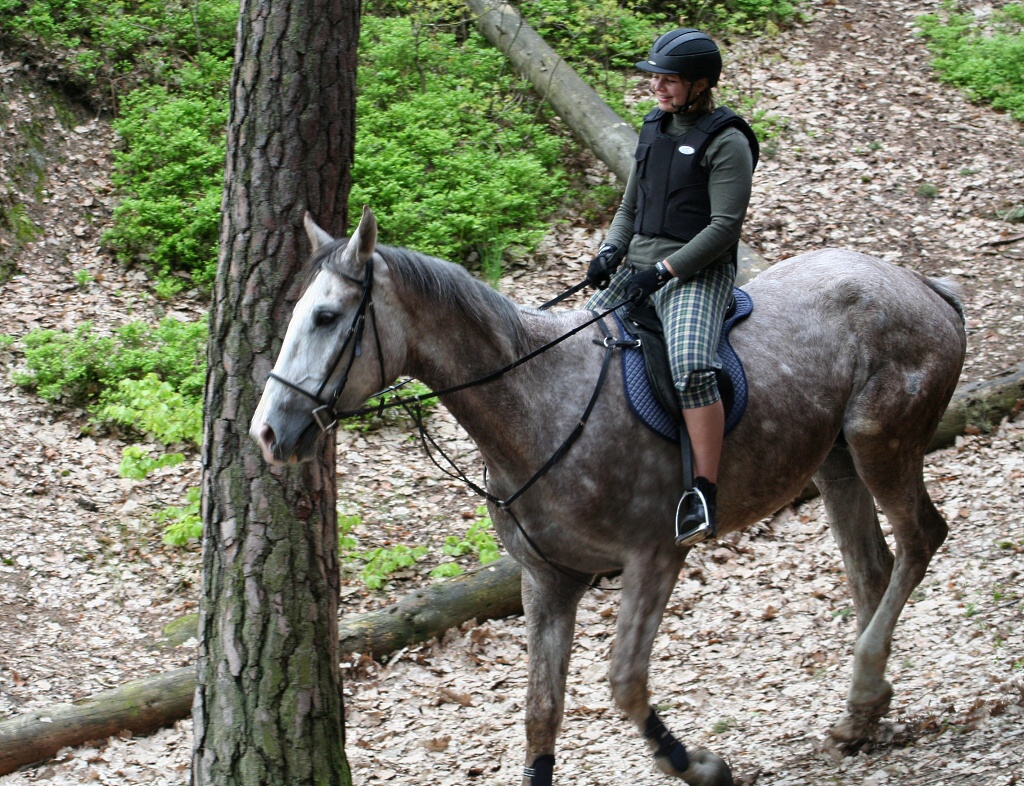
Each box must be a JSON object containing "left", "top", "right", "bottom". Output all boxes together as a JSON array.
[{"left": 267, "top": 256, "right": 388, "bottom": 432}]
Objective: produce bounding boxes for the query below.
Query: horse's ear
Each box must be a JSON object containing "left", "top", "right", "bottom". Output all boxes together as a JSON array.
[
  {"left": 304, "top": 212, "right": 335, "bottom": 252},
  {"left": 353, "top": 205, "right": 377, "bottom": 262},
  {"left": 338, "top": 205, "right": 378, "bottom": 276}
]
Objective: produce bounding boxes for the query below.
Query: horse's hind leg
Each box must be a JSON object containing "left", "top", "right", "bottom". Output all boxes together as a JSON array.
[
  {"left": 815, "top": 443, "right": 896, "bottom": 745},
  {"left": 611, "top": 553, "right": 734, "bottom": 786},
  {"left": 519, "top": 566, "right": 588, "bottom": 786},
  {"left": 815, "top": 443, "right": 895, "bottom": 637},
  {"left": 827, "top": 436, "right": 949, "bottom": 751}
]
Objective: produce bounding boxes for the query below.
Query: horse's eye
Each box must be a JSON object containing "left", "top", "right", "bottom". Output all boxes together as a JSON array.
[{"left": 313, "top": 310, "right": 339, "bottom": 328}]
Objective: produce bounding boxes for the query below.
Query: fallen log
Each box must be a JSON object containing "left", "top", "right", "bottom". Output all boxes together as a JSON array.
[
  {"left": 338, "top": 553, "right": 522, "bottom": 658},
  {"left": 0, "top": 559, "right": 522, "bottom": 775},
  {"left": 928, "top": 363, "right": 1024, "bottom": 452},
  {"left": 0, "top": 668, "right": 194, "bottom": 775},
  {"left": 464, "top": 0, "right": 771, "bottom": 284}
]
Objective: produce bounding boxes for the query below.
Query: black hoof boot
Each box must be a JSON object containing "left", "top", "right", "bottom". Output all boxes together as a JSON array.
[
  {"left": 675, "top": 477, "right": 718, "bottom": 547},
  {"left": 645, "top": 710, "right": 690, "bottom": 775},
  {"left": 524, "top": 754, "right": 554, "bottom": 786}
]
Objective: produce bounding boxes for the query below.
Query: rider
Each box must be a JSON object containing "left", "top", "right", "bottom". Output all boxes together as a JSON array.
[{"left": 586, "top": 28, "right": 758, "bottom": 544}]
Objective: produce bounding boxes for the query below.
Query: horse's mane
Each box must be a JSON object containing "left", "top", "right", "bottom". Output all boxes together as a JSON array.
[
  {"left": 308, "top": 239, "right": 532, "bottom": 355},
  {"left": 379, "top": 245, "right": 532, "bottom": 354}
]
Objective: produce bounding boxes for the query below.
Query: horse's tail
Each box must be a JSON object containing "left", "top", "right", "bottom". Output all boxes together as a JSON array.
[{"left": 923, "top": 275, "right": 966, "bottom": 325}]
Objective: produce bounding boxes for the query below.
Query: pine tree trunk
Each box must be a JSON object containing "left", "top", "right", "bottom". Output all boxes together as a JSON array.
[{"left": 192, "top": 1, "right": 359, "bottom": 783}]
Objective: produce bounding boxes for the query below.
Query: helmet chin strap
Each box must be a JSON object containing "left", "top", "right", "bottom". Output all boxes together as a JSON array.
[{"left": 668, "top": 83, "right": 697, "bottom": 112}]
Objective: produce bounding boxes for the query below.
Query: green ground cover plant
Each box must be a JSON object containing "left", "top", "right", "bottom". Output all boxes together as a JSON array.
[
  {"left": 103, "top": 58, "right": 232, "bottom": 296},
  {"left": 8, "top": 318, "right": 206, "bottom": 542},
  {"left": 917, "top": 2, "right": 1024, "bottom": 122},
  {"left": 351, "top": 15, "right": 567, "bottom": 275},
  {"left": 337, "top": 507, "right": 500, "bottom": 588},
  {"left": 12, "top": 318, "right": 205, "bottom": 408}
]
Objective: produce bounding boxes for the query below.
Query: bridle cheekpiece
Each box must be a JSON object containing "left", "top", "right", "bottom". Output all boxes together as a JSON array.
[{"left": 267, "top": 256, "right": 386, "bottom": 433}]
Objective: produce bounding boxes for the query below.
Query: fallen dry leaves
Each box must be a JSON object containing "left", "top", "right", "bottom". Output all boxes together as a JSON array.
[{"left": 2, "top": 0, "right": 1024, "bottom": 783}]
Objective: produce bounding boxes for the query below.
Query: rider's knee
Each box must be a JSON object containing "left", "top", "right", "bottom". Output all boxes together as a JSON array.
[{"left": 677, "top": 369, "right": 719, "bottom": 408}]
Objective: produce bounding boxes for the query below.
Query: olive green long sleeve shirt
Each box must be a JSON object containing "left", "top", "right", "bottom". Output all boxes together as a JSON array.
[{"left": 604, "top": 109, "right": 754, "bottom": 280}]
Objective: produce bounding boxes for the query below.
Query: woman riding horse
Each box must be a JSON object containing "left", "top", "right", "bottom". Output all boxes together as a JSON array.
[{"left": 586, "top": 28, "right": 759, "bottom": 542}]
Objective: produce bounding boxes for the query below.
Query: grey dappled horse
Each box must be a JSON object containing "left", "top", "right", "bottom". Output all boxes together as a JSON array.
[{"left": 251, "top": 207, "right": 966, "bottom": 786}]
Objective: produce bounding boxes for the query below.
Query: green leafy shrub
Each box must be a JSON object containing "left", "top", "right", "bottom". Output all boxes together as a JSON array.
[
  {"left": 0, "top": 2, "right": 235, "bottom": 292},
  {"left": 339, "top": 513, "right": 429, "bottom": 590},
  {"left": 10, "top": 317, "right": 205, "bottom": 546},
  {"left": 0, "top": 0, "right": 238, "bottom": 100},
  {"left": 519, "top": 0, "right": 798, "bottom": 88},
  {"left": 13, "top": 317, "right": 206, "bottom": 407},
  {"left": 430, "top": 505, "right": 500, "bottom": 578},
  {"left": 118, "top": 444, "right": 186, "bottom": 480},
  {"left": 351, "top": 15, "right": 568, "bottom": 268},
  {"left": 97, "top": 372, "right": 203, "bottom": 445},
  {"left": 156, "top": 487, "right": 202, "bottom": 546},
  {"left": 338, "top": 513, "right": 362, "bottom": 553},
  {"left": 917, "top": 2, "right": 1024, "bottom": 121},
  {"left": 103, "top": 58, "right": 231, "bottom": 292},
  {"left": 360, "top": 544, "right": 429, "bottom": 590}
]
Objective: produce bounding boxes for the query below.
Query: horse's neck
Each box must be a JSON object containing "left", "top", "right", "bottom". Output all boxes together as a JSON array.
[
  {"left": 404, "top": 314, "right": 516, "bottom": 390},
  {"left": 402, "top": 305, "right": 574, "bottom": 461}
]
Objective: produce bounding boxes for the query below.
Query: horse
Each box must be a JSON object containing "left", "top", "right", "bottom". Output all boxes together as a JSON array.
[{"left": 251, "top": 207, "right": 966, "bottom": 786}]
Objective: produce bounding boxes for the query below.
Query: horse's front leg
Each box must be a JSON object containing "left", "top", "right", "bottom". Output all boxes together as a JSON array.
[
  {"left": 520, "top": 565, "right": 589, "bottom": 786},
  {"left": 612, "top": 552, "right": 735, "bottom": 786}
]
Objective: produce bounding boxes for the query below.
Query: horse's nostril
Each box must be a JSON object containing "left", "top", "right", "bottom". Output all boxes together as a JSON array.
[{"left": 259, "top": 423, "right": 276, "bottom": 451}]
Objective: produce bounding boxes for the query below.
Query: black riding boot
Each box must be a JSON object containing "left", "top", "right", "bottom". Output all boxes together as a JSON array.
[{"left": 676, "top": 476, "right": 718, "bottom": 546}]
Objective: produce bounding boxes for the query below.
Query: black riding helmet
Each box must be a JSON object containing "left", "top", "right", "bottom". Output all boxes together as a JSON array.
[{"left": 636, "top": 28, "right": 722, "bottom": 87}]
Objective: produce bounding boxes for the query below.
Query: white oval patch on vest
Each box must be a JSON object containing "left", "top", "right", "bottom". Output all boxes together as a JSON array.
[{"left": 678, "top": 145, "right": 696, "bottom": 155}]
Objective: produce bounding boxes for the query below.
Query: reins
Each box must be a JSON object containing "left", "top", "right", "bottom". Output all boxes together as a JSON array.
[
  {"left": 270, "top": 270, "right": 637, "bottom": 590},
  {"left": 340, "top": 299, "right": 630, "bottom": 419}
]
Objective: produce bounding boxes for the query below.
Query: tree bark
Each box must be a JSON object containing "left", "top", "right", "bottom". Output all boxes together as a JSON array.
[
  {"left": 464, "top": 0, "right": 770, "bottom": 284},
  {"left": 193, "top": 0, "right": 359, "bottom": 784},
  {"left": 0, "top": 560, "right": 523, "bottom": 776}
]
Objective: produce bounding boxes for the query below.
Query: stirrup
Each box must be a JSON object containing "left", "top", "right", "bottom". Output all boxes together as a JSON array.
[{"left": 674, "top": 487, "right": 715, "bottom": 547}]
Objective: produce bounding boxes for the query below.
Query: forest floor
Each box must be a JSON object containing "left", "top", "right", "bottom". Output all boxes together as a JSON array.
[{"left": 2, "top": 0, "right": 1024, "bottom": 783}]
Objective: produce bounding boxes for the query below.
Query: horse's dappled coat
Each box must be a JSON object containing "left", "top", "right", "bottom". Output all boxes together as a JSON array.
[{"left": 252, "top": 209, "right": 966, "bottom": 786}]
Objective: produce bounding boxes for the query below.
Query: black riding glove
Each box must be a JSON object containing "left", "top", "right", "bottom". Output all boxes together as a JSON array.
[
  {"left": 585, "top": 243, "right": 623, "bottom": 289},
  {"left": 625, "top": 262, "right": 673, "bottom": 305}
]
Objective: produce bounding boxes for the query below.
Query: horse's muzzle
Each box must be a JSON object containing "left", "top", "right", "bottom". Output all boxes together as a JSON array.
[{"left": 251, "top": 416, "right": 323, "bottom": 465}]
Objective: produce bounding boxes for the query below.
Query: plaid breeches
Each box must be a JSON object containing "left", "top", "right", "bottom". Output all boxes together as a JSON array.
[{"left": 587, "top": 260, "right": 736, "bottom": 409}]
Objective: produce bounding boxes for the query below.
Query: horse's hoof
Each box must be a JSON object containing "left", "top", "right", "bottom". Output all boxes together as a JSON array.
[
  {"left": 680, "top": 749, "right": 734, "bottom": 786},
  {"left": 824, "top": 710, "right": 902, "bottom": 760}
]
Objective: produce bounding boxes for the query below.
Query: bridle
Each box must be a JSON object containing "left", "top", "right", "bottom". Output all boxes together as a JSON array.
[
  {"left": 267, "top": 256, "right": 634, "bottom": 435},
  {"left": 267, "top": 256, "right": 388, "bottom": 432},
  {"left": 265, "top": 258, "right": 638, "bottom": 588}
]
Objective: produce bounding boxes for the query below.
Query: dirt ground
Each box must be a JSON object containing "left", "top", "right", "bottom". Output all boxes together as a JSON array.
[{"left": 1, "top": 0, "right": 1023, "bottom": 783}]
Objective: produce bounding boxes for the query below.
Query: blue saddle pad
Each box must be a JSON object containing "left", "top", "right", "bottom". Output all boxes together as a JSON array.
[{"left": 614, "top": 288, "right": 753, "bottom": 443}]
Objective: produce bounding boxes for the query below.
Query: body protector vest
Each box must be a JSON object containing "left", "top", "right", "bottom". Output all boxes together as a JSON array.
[{"left": 633, "top": 106, "right": 760, "bottom": 243}]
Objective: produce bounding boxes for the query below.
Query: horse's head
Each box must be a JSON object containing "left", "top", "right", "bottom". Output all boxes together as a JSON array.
[{"left": 250, "top": 206, "right": 403, "bottom": 464}]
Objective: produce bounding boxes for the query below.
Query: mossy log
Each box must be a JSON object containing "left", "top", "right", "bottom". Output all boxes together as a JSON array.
[
  {"left": 928, "top": 363, "right": 1024, "bottom": 451},
  {"left": 0, "top": 559, "right": 522, "bottom": 775},
  {"left": 0, "top": 668, "right": 194, "bottom": 775}
]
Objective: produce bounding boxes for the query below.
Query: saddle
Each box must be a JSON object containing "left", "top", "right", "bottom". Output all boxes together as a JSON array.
[{"left": 612, "top": 288, "right": 753, "bottom": 443}]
